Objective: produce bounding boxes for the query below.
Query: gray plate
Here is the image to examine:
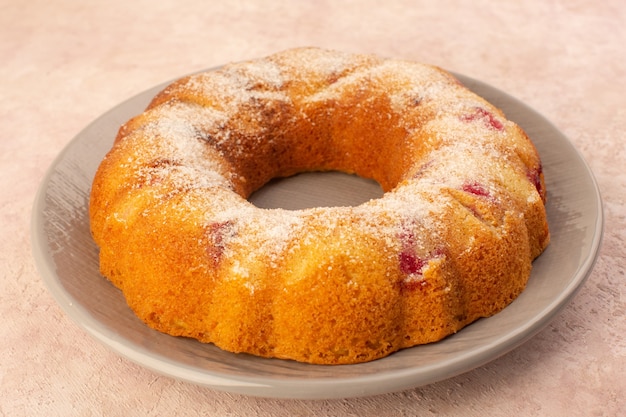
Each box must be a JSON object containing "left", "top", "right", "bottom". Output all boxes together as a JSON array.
[{"left": 31, "top": 72, "right": 603, "bottom": 399}]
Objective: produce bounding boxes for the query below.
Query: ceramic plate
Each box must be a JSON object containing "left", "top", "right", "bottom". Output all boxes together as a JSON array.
[{"left": 31, "top": 72, "right": 603, "bottom": 399}]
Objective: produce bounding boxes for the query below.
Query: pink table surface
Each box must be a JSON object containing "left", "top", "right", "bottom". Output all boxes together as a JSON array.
[{"left": 1, "top": 0, "right": 624, "bottom": 415}]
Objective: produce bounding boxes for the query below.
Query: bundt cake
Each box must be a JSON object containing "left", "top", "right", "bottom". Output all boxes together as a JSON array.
[{"left": 89, "top": 47, "right": 549, "bottom": 364}]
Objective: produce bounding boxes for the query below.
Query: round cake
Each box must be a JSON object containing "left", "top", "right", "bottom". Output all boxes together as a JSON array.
[{"left": 89, "top": 47, "right": 549, "bottom": 365}]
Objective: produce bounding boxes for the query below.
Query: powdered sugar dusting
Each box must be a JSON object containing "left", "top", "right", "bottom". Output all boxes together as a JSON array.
[
  {"left": 105, "top": 47, "right": 543, "bottom": 284},
  {"left": 184, "top": 60, "right": 290, "bottom": 111},
  {"left": 212, "top": 204, "right": 306, "bottom": 270}
]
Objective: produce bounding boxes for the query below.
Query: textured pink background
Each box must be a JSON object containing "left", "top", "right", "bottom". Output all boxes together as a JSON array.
[{"left": 1, "top": 0, "right": 624, "bottom": 415}]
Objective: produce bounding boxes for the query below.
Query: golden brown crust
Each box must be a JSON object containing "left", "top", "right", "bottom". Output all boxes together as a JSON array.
[{"left": 89, "top": 47, "right": 549, "bottom": 364}]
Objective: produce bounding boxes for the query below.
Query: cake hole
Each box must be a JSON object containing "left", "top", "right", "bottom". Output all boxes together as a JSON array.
[{"left": 248, "top": 171, "right": 384, "bottom": 210}]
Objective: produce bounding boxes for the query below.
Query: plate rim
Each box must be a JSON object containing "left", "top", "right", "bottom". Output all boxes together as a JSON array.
[{"left": 31, "top": 70, "right": 604, "bottom": 399}]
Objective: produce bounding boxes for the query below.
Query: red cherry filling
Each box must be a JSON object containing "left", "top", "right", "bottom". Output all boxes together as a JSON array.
[
  {"left": 206, "top": 221, "right": 234, "bottom": 265},
  {"left": 399, "top": 251, "right": 426, "bottom": 275},
  {"left": 462, "top": 182, "right": 490, "bottom": 198},
  {"left": 397, "top": 249, "right": 443, "bottom": 293},
  {"left": 397, "top": 223, "right": 445, "bottom": 292},
  {"left": 527, "top": 165, "right": 544, "bottom": 197},
  {"left": 397, "top": 225, "right": 426, "bottom": 277},
  {"left": 461, "top": 107, "right": 504, "bottom": 131}
]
